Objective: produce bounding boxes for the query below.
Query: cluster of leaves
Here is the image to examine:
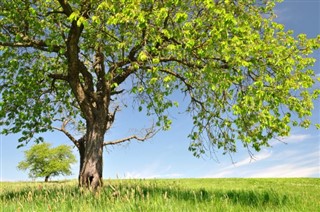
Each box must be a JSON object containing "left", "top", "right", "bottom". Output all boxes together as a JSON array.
[
  {"left": 17, "top": 142, "right": 77, "bottom": 180},
  {"left": 0, "top": 0, "right": 319, "bottom": 157}
]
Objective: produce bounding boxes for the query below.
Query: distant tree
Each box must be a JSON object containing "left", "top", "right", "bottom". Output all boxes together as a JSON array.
[
  {"left": 1, "top": 0, "right": 319, "bottom": 190},
  {"left": 17, "top": 143, "right": 77, "bottom": 182}
]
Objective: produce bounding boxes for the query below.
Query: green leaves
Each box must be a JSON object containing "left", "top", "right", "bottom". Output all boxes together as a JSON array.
[
  {"left": 68, "top": 11, "right": 80, "bottom": 22},
  {"left": 17, "top": 143, "right": 77, "bottom": 180},
  {"left": 138, "top": 51, "right": 149, "bottom": 61},
  {"left": 174, "top": 12, "right": 188, "bottom": 23},
  {"left": 1, "top": 0, "right": 319, "bottom": 159}
]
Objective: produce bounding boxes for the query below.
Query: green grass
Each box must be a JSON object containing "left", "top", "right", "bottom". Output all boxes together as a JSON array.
[{"left": 1, "top": 178, "right": 319, "bottom": 211}]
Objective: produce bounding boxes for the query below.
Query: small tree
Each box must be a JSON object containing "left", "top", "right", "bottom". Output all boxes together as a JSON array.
[{"left": 18, "top": 142, "right": 77, "bottom": 182}]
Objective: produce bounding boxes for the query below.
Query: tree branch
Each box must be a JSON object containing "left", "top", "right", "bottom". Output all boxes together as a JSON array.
[
  {"left": 159, "top": 56, "right": 204, "bottom": 69},
  {"left": 106, "top": 105, "right": 120, "bottom": 130},
  {"left": 0, "top": 40, "right": 62, "bottom": 53},
  {"left": 57, "top": 0, "right": 73, "bottom": 16},
  {"left": 52, "top": 119, "right": 79, "bottom": 147},
  {"left": 157, "top": 68, "right": 194, "bottom": 89},
  {"left": 112, "top": 65, "right": 138, "bottom": 86},
  {"left": 45, "top": 11, "right": 65, "bottom": 16},
  {"left": 48, "top": 73, "right": 68, "bottom": 81},
  {"left": 79, "top": 60, "right": 94, "bottom": 94},
  {"left": 103, "top": 127, "right": 159, "bottom": 146},
  {"left": 153, "top": 66, "right": 208, "bottom": 113}
]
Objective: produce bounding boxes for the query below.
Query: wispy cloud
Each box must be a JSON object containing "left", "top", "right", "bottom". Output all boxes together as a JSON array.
[
  {"left": 269, "top": 134, "right": 312, "bottom": 146},
  {"left": 123, "top": 172, "right": 183, "bottom": 179},
  {"left": 234, "top": 150, "right": 272, "bottom": 168},
  {"left": 118, "top": 163, "right": 183, "bottom": 179},
  {"left": 250, "top": 146, "right": 319, "bottom": 178},
  {"left": 202, "top": 170, "right": 234, "bottom": 178},
  {"left": 203, "top": 136, "right": 319, "bottom": 178},
  {"left": 249, "top": 165, "right": 319, "bottom": 178},
  {"left": 203, "top": 150, "right": 272, "bottom": 178}
]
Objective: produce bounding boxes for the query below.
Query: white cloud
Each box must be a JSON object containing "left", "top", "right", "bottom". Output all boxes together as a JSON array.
[
  {"left": 246, "top": 145, "right": 320, "bottom": 178},
  {"left": 203, "top": 150, "right": 273, "bottom": 178},
  {"left": 0, "top": 177, "right": 15, "bottom": 182},
  {"left": 203, "top": 137, "right": 319, "bottom": 178},
  {"left": 118, "top": 163, "right": 183, "bottom": 179},
  {"left": 269, "top": 134, "right": 312, "bottom": 146},
  {"left": 233, "top": 150, "right": 272, "bottom": 168},
  {"left": 202, "top": 170, "right": 234, "bottom": 178},
  {"left": 249, "top": 165, "right": 319, "bottom": 178},
  {"left": 123, "top": 172, "right": 183, "bottom": 179}
]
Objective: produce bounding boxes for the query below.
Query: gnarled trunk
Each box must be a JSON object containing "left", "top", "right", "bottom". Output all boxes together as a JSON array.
[{"left": 78, "top": 121, "right": 105, "bottom": 190}]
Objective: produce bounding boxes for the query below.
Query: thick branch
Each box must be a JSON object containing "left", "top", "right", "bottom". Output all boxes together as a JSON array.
[
  {"left": 112, "top": 65, "right": 138, "bottom": 86},
  {"left": 46, "top": 11, "right": 65, "bottom": 16},
  {"left": 57, "top": 0, "right": 73, "bottom": 16},
  {"left": 106, "top": 106, "right": 120, "bottom": 131},
  {"left": 48, "top": 73, "right": 68, "bottom": 81},
  {"left": 94, "top": 49, "right": 107, "bottom": 94},
  {"left": 79, "top": 61, "right": 94, "bottom": 94},
  {"left": 109, "top": 29, "right": 146, "bottom": 85},
  {"left": 0, "top": 40, "right": 61, "bottom": 53}
]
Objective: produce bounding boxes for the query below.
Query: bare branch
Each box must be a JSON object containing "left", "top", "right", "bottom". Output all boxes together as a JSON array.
[
  {"left": 106, "top": 105, "right": 120, "bottom": 131},
  {"left": 111, "top": 89, "right": 125, "bottom": 96},
  {"left": 52, "top": 119, "right": 79, "bottom": 147},
  {"left": 103, "top": 127, "right": 159, "bottom": 146}
]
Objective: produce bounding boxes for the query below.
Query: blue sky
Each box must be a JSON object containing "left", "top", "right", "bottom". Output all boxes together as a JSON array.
[{"left": 1, "top": 1, "right": 319, "bottom": 181}]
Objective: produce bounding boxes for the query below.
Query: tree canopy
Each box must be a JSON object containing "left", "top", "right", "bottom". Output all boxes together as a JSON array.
[
  {"left": 17, "top": 142, "right": 77, "bottom": 181},
  {"left": 1, "top": 0, "right": 319, "bottom": 188}
]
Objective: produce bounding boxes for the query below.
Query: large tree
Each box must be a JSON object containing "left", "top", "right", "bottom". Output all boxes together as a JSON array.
[
  {"left": 0, "top": 0, "right": 319, "bottom": 190},
  {"left": 18, "top": 142, "right": 77, "bottom": 182}
]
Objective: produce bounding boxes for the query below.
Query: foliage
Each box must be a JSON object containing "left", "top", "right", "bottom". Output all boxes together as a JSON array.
[
  {"left": 1, "top": 179, "right": 319, "bottom": 211},
  {"left": 17, "top": 143, "right": 77, "bottom": 180},
  {"left": 0, "top": 0, "right": 319, "bottom": 157}
]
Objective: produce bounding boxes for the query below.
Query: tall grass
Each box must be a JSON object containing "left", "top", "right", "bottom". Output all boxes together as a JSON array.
[{"left": 1, "top": 178, "right": 319, "bottom": 211}]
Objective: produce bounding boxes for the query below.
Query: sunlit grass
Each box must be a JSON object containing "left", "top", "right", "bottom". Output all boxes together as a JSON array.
[{"left": 1, "top": 178, "right": 319, "bottom": 211}]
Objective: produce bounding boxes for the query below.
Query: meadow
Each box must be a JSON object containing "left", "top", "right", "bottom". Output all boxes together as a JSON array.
[{"left": 1, "top": 178, "right": 319, "bottom": 211}]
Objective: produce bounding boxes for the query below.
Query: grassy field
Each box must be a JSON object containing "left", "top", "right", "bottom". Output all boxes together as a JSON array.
[{"left": 0, "top": 178, "right": 319, "bottom": 211}]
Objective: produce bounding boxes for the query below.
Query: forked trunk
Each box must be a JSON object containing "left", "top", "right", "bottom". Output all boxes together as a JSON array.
[{"left": 78, "top": 121, "right": 104, "bottom": 190}]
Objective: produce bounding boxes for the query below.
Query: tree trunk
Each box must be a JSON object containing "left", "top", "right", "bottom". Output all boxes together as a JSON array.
[
  {"left": 78, "top": 120, "right": 105, "bottom": 190},
  {"left": 44, "top": 175, "right": 50, "bottom": 182},
  {"left": 78, "top": 136, "right": 85, "bottom": 186}
]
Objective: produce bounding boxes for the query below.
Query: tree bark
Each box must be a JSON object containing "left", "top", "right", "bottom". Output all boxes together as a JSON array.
[
  {"left": 45, "top": 175, "right": 50, "bottom": 182},
  {"left": 78, "top": 120, "right": 105, "bottom": 190}
]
